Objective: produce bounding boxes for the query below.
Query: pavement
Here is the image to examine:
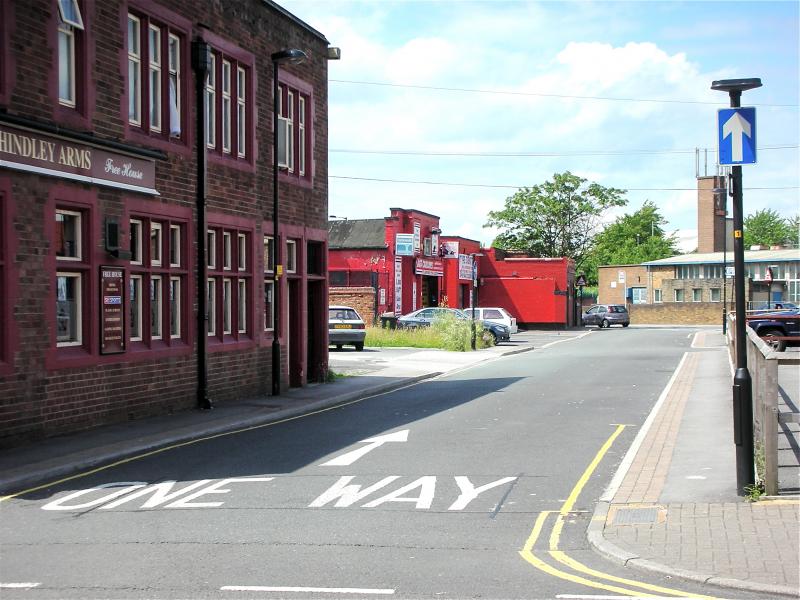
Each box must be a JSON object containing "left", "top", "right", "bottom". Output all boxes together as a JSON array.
[{"left": 1, "top": 328, "right": 798, "bottom": 598}]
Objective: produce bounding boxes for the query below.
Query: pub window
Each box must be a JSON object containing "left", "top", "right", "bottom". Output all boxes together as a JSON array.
[
  {"left": 263, "top": 235, "right": 274, "bottom": 273},
  {"left": 221, "top": 59, "right": 232, "bottom": 154},
  {"left": 129, "top": 216, "right": 187, "bottom": 348},
  {"left": 169, "top": 224, "right": 181, "bottom": 267},
  {"left": 222, "top": 231, "right": 232, "bottom": 270},
  {"left": 57, "top": 0, "right": 84, "bottom": 107},
  {"left": 208, "top": 225, "right": 252, "bottom": 341},
  {"left": 692, "top": 288, "right": 703, "bottom": 302},
  {"left": 298, "top": 96, "right": 306, "bottom": 176},
  {"left": 150, "top": 221, "right": 162, "bottom": 266},
  {"left": 237, "top": 67, "right": 247, "bottom": 157},
  {"left": 56, "top": 272, "right": 82, "bottom": 346},
  {"left": 307, "top": 241, "right": 324, "bottom": 276},
  {"left": 222, "top": 278, "right": 232, "bottom": 334},
  {"left": 654, "top": 289, "right": 662, "bottom": 303},
  {"left": 277, "top": 81, "right": 312, "bottom": 182},
  {"left": 237, "top": 279, "right": 247, "bottom": 333},
  {"left": 264, "top": 280, "right": 274, "bottom": 331},
  {"left": 151, "top": 275, "right": 163, "bottom": 339},
  {"left": 674, "top": 289, "right": 685, "bottom": 302},
  {"left": 205, "top": 53, "right": 216, "bottom": 148},
  {"left": 130, "top": 274, "right": 143, "bottom": 341},
  {"left": 286, "top": 239, "right": 297, "bottom": 274},
  {"left": 207, "top": 278, "right": 216, "bottom": 336},
  {"left": 237, "top": 233, "right": 247, "bottom": 270},
  {"left": 710, "top": 288, "right": 721, "bottom": 302},
  {"left": 130, "top": 219, "right": 143, "bottom": 264},
  {"left": 207, "top": 229, "right": 216, "bottom": 268},
  {"left": 128, "top": 11, "right": 184, "bottom": 138},
  {"left": 423, "top": 237, "right": 432, "bottom": 256},
  {"left": 169, "top": 276, "right": 181, "bottom": 338},
  {"left": 329, "top": 271, "right": 347, "bottom": 286},
  {"left": 56, "top": 209, "right": 82, "bottom": 260}
]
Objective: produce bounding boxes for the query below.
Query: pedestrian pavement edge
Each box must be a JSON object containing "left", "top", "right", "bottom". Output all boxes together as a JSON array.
[{"left": 0, "top": 372, "right": 440, "bottom": 497}]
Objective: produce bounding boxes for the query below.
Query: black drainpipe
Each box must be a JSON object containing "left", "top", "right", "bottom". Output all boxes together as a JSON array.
[{"left": 193, "top": 39, "right": 212, "bottom": 410}]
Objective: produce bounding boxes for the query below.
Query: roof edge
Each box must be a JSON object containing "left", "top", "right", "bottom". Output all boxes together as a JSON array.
[{"left": 261, "top": 0, "right": 329, "bottom": 43}]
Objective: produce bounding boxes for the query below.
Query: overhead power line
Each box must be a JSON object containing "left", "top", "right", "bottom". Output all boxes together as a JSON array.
[
  {"left": 330, "top": 144, "right": 799, "bottom": 158},
  {"left": 330, "top": 174, "right": 799, "bottom": 192},
  {"left": 330, "top": 79, "right": 799, "bottom": 108}
]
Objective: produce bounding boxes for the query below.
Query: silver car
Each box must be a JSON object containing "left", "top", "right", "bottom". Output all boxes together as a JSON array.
[
  {"left": 329, "top": 306, "right": 366, "bottom": 350},
  {"left": 582, "top": 304, "right": 630, "bottom": 328}
]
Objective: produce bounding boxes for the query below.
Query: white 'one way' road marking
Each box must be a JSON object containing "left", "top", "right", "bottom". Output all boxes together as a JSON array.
[{"left": 320, "top": 430, "right": 409, "bottom": 466}]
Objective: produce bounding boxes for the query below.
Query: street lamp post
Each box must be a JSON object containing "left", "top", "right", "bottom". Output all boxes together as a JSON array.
[
  {"left": 711, "top": 77, "right": 762, "bottom": 495},
  {"left": 271, "top": 49, "right": 307, "bottom": 396},
  {"left": 470, "top": 253, "right": 482, "bottom": 350}
]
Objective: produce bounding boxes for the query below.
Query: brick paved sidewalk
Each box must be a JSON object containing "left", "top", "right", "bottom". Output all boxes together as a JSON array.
[{"left": 590, "top": 336, "right": 800, "bottom": 597}]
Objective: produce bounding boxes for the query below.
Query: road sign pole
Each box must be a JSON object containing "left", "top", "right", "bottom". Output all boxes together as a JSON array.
[{"left": 713, "top": 79, "right": 760, "bottom": 496}]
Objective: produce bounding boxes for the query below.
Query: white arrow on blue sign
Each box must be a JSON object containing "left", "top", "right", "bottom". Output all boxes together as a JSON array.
[{"left": 717, "top": 107, "right": 756, "bottom": 165}]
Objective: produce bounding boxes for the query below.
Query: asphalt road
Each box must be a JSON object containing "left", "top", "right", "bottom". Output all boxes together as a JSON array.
[{"left": 0, "top": 328, "right": 759, "bottom": 599}]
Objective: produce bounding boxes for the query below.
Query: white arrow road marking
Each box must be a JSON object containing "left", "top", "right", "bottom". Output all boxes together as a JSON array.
[
  {"left": 0, "top": 583, "right": 41, "bottom": 589},
  {"left": 320, "top": 430, "right": 409, "bottom": 466},
  {"left": 221, "top": 587, "right": 394, "bottom": 595},
  {"left": 722, "top": 111, "right": 752, "bottom": 162}
]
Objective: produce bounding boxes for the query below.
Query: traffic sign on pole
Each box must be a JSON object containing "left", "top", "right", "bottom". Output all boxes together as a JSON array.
[{"left": 718, "top": 107, "right": 756, "bottom": 165}]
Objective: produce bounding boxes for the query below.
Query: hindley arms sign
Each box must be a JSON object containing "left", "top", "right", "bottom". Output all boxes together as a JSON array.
[{"left": 0, "top": 123, "right": 157, "bottom": 195}]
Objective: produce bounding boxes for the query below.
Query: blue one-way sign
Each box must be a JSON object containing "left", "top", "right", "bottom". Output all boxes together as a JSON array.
[{"left": 717, "top": 107, "right": 756, "bottom": 165}]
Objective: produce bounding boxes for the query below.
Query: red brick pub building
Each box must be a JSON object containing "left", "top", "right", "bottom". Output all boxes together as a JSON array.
[
  {"left": 0, "top": 0, "right": 334, "bottom": 445},
  {"left": 328, "top": 208, "right": 576, "bottom": 327}
]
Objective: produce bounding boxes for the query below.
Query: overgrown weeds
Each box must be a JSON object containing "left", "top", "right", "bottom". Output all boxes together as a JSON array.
[{"left": 365, "top": 313, "right": 493, "bottom": 351}]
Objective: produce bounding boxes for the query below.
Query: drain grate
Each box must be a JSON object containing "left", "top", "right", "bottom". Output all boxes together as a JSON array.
[{"left": 613, "top": 506, "right": 660, "bottom": 525}]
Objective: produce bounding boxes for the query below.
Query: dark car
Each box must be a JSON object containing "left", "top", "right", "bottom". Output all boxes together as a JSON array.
[
  {"left": 746, "top": 309, "right": 800, "bottom": 352},
  {"left": 582, "top": 304, "right": 630, "bottom": 328}
]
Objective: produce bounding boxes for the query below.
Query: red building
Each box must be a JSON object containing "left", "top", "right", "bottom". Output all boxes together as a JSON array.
[{"left": 328, "top": 210, "right": 576, "bottom": 327}]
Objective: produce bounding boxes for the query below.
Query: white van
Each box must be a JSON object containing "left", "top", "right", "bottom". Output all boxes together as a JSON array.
[{"left": 466, "top": 307, "right": 518, "bottom": 334}]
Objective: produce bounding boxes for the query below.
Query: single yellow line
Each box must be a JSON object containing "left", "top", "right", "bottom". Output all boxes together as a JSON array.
[
  {"left": 0, "top": 381, "right": 423, "bottom": 502},
  {"left": 549, "top": 424, "right": 626, "bottom": 550}
]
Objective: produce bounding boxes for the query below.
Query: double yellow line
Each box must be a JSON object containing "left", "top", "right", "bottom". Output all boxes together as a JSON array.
[{"left": 519, "top": 424, "right": 717, "bottom": 599}]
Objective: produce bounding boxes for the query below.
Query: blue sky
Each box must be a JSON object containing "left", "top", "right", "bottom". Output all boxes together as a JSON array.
[{"left": 281, "top": 0, "right": 799, "bottom": 251}]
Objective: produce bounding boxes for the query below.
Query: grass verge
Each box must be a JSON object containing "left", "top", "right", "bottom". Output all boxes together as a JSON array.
[{"left": 365, "top": 313, "right": 494, "bottom": 351}]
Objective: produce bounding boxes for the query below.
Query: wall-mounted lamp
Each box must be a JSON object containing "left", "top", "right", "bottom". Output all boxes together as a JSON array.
[{"left": 327, "top": 47, "right": 342, "bottom": 60}]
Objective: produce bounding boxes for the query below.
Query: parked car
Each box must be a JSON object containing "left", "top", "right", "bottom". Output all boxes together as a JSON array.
[
  {"left": 465, "top": 307, "right": 518, "bottom": 334},
  {"left": 746, "top": 309, "right": 800, "bottom": 352},
  {"left": 397, "top": 307, "right": 466, "bottom": 328},
  {"left": 751, "top": 301, "right": 798, "bottom": 311},
  {"left": 582, "top": 304, "right": 630, "bottom": 328},
  {"left": 397, "top": 307, "right": 511, "bottom": 343},
  {"left": 328, "top": 305, "right": 366, "bottom": 351}
]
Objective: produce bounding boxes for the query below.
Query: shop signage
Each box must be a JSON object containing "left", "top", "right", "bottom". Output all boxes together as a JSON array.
[
  {"left": 394, "top": 257, "right": 403, "bottom": 315},
  {"left": 431, "top": 233, "right": 439, "bottom": 256},
  {"left": 413, "top": 222, "right": 421, "bottom": 252},
  {"left": 100, "top": 267, "right": 125, "bottom": 354},
  {"left": 0, "top": 123, "right": 158, "bottom": 195},
  {"left": 395, "top": 233, "right": 414, "bottom": 256},
  {"left": 458, "top": 254, "right": 473, "bottom": 280},
  {"left": 415, "top": 257, "right": 444, "bottom": 277},
  {"left": 441, "top": 241, "right": 458, "bottom": 259}
]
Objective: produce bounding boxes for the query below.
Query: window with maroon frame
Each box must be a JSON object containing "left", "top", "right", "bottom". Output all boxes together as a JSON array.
[
  {"left": 57, "top": 0, "right": 86, "bottom": 111},
  {"left": 0, "top": 191, "right": 5, "bottom": 363},
  {"left": 204, "top": 50, "right": 251, "bottom": 161},
  {"left": 129, "top": 216, "right": 187, "bottom": 347},
  {"left": 277, "top": 83, "right": 311, "bottom": 181},
  {"left": 127, "top": 10, "right": 186, "bottom": 141},
  {"left": 55, "top": 205, "right": 89, "bottom": 348},
  {"left": 207, "top": 225, "right": 251, "bottom": 341}
]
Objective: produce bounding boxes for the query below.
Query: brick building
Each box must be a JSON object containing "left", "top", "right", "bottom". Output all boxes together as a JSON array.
[
  {"left": 0, "top": 0, "right": 334, "bottom": 444},
  {"left": 328, "top": 210, "right": 576, "bottom": 328}
]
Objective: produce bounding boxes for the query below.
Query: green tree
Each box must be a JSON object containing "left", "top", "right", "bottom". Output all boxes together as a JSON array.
[
  {"left": 743, "top": 209, "right": 794, "bottom": 248},
  {"left": 485, "top": 172, "right": 627, "bottom": 269},
  {"left": 581, "top": 201, "right": 679, "bottom": 284},
  {"left": 784, "top": 214, "right": 799, "bottom": 248}
]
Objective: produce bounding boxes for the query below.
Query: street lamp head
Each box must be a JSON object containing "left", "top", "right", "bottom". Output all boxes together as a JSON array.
[
  {"left": 710, "top": 78, "right": 762, "bottom": 93},
  {"left": 271, "top": 48, "right": 307, "bottom": 65}
]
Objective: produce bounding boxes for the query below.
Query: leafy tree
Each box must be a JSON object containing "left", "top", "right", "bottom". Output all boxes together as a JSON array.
[
  {"left": 485, "top": 171, "right": 627, "bottom": 269},
  {"left": 784, "top": 214, "right": 799, "bottom": 248},
  {"left": 743, "top": 209, "right": 795, "bottom": 248},
  {"left": 581, "top": 201, "right": 679, "bottom": 284}
]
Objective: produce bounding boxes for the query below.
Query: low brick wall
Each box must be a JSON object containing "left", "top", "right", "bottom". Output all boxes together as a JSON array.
[
  {"left": 628, "top": 302, "right": 727, "bottom": 325},
  {"left": 329, "top": 287, "right": 376, "bottom": 324}
]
